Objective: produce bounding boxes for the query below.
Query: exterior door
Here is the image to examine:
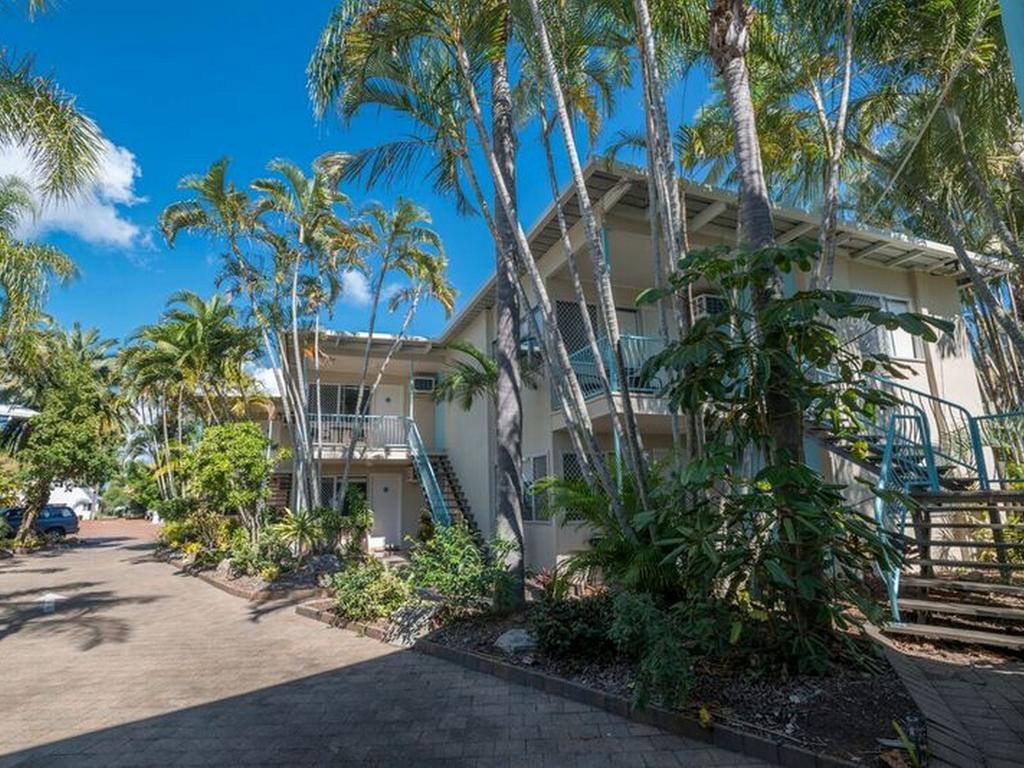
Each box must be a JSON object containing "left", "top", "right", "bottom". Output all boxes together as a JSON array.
[
  {"left": 371, "top": 383, "right": 405, "bottom": 446},
  {"left": 370, "top": 473, "right": 402, "bottom": 548}
]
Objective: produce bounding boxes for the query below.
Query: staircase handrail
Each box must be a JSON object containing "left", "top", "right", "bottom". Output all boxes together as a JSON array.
[
  {"left": 406, "top": 417, "right": 451, "bottom": 527},
  {"left": 863, "top": 372, "right": 989, "bottom": 486}
]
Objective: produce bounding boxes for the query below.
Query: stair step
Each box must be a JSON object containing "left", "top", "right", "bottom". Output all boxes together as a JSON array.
[
  {"left": 902, "top": 576, "right": 1024, "bottom": 596},
  {"left": 914, "top": 521, "right": 1024, "bottom": 529},
  {"left": 911, "top": 559, "right": 1024, "bottom": 570},
  {"left": 886, "top": 621, "right": 1024, "bottom": 649},
  {"left": 897, "top": 598, "right": 1024, "bottom": 621},
  {"left": 883, "top": 622, "right": 1024, "bottom": 650},
  {"left": 898, "top": 538, "right": 1024, "bottom": 548}
]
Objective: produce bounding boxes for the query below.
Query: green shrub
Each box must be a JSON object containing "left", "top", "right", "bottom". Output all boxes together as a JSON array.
[
  {"left": 155, "top": 497, "right": 195, "bottom": 523},
  {"left": 406, "top": 524, "right": 512, "bottom": 614},
  {"left": 608, "top": 592, "right": 693, "bottom": 708},
  {"left": 314, "top": 506, "right": 345, "bottom": 552},
  {"left": 529, "top": 592, "right": 616, "bottom": 659},
  {"left": 158, "top": 520, "right": 191, "bottom": 550},
  {"left": 273, "top": 508, "right": 318, "bottom": 562},
  {"left": 331, "top": 558, "right": 410, "bottom": 621},
  {"left": 229, "top": 526, "right": 294, "bottom": 577}
]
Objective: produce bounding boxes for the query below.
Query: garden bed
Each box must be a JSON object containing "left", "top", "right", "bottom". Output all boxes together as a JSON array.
[
  {"left": 153, "top": 547, "right": 332, "bottom": 603},
  {"left": 428, "top": 613, "right": 923, "bottom": 766}
]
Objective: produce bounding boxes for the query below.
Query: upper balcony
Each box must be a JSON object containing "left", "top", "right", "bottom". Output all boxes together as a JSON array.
[
  {"left": 554, "top": 334, "right": 675, "bottom": 432},
  {"left": 308, "top": 414, "right": 412, "bottom": 460},
  {"left": 566, "top": 334, "right": 667, "bottom": 400}
]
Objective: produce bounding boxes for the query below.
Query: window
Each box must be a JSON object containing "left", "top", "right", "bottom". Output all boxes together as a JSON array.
[
  {"left": 308, "top": 384, "right": 371, "bottom": 415},
  {"left": 839, "top": 293, "right": 922, "bottom": 360},
  {"left": 519, "top": 305, "right": 544, "bottom": 356},
  {"left": 523, "top": 454, "right": 549, "bottom": 521},
  {"left": 561, "top": 452, "right": 586, "bottom": 521}
]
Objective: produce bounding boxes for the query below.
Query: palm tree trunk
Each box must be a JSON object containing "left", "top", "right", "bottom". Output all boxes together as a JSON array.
[
  {"left": 537, "top": 107, "right": 635, "bottom": 481},
  {"left": 338, "top": 258, "right": 389, "bottom": 513},
  {"left": 490, "top": 28, "right": 526, "bottom": 605},
  {"left": 813, "top": 0, "right": 854, "bottom": 289},
  {"left": 453, "top": 39, "right": 629, "bottom": 527},
  {"left": 313, "top": 312, "right": 323, "bottom": 507},
  {"left": 456, "top": 146, "right": 617, "bottom": 501},
  {"left": 526, "top": 0, "right": 651, "bottom": 509},
  {"left": 945, "top": 105, "right": 1024, "bottom": 265}
]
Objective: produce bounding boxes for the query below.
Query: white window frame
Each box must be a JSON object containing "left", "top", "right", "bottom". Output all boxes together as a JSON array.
[
  {"left": 523, "top": 453, "right": 550, "bottom": 523},
  {"left": 843, "top": 290, "right": 924, "bottom": 362}
]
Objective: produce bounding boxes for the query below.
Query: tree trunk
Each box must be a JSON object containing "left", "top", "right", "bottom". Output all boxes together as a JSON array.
[
  {"left": 527, "top": 0, "right": 651, "bottom": 509},
  {"left": 452, "top": 37, "right": 629, "bottom": 528},
  {"left": 14, "top": 477, "right": 50, "bottom": 547},
  {"left": 491, "top": 31, "right": 526, "bottom": 606},
  {"left": 813, "top": 0, "right": 854, "bottom": 289},
  {"left": 944, "top": 105, "right": 1024, "bottom": 265}
]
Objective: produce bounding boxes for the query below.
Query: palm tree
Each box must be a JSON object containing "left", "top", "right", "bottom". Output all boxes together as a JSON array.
[
  {"left": 335, "top": 197, "right": 453, "bottom": 510},
  {"left": 0, "top": 176, "right": 77, "bottom": 350},
  {"left": 250, "top": 156, "right": 362, "bottom": 507},
  {"left": 1, "top": 3, "right": 101, "bottom": 198},
  {"left": 433, "top": 340, "right": 541, "bottom": 411}
]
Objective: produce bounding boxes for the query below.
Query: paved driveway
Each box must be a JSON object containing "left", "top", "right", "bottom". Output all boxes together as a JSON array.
[{"left": 0, "top": 523, "right": 763, "bottom": 767}]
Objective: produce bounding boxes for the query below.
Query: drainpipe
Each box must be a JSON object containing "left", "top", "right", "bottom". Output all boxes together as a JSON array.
[{"left": 1003, "top": 1, "right": 1024, "bottom": 122}]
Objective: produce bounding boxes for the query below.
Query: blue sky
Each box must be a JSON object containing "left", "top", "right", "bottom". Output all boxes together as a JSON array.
[{"left": 4, "top": 0, "right": 710, "bottom": 344}]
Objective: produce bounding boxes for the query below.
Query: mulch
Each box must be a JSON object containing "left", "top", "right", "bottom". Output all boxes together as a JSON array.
[{"left": 430, "top": 613, "right": 923, "bottom": 765}]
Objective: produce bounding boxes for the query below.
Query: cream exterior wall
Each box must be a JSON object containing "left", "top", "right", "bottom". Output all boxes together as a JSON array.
[{"left": 262, "top": 213, "right": 988, "bottom": 568}]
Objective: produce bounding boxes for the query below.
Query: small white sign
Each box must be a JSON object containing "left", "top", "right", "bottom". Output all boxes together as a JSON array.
[{"left": 37, "top": 592, "right": 66, "bottom": 614}]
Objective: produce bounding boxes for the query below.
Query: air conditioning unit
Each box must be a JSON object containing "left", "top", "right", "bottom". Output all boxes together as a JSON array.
[
  {"left": 412, "top": 375, "right": 436, "bottom": 394},
  {"left": 692, "top": 293, "right": 727, "bottom": 320}
]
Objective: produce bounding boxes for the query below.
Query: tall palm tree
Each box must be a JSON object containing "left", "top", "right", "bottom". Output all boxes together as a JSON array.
[
  {"left": 250, "top": 155, "right": 362, "bottom": 507},
  {"left": 1, "top": 3, "right": 101, "bottom": 198},
  {"left": 0, "top": 176, "right": 76, "bottom": 350},
  {"left": 335, "top": 197, "right": 452, "bottom": 509}
]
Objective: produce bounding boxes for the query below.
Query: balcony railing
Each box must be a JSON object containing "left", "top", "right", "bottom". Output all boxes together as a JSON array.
[
  {"left": 309, "top": 414, "right": 409, "bottom": 450},
  {"left": 566, "top": 334, "right": 667, "bottom": 400},
  {"left": 306, "top": 413, "right": 450, "bottom": 526}
]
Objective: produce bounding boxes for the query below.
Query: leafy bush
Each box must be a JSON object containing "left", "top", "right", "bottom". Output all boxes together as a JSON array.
[
  {"left": 185, "top": 422, "right": 284, "bottom": 539},
  {"left": 331, "top": 558, "right": 410, "bottom": 621},
  {"left": 529, "top": 592, "right": 616, "bottom": 659},
  {"left": 608, "top": 592, "right": 693, "bottom": 708},
  {"left": 313, "top": 506, "right": 346, "bottom": 553},
  {"left": 229, "top": 526, "right": 294, "bottom": 577},
  {"left": 158, "top": 520, "right": 191, "bottom": 550},
  {"left": 406, "top": 524, "right": 512, "bottom": 614},
  {"left": 154, "top": 497, "right": 196, "bottom": 523},
  {"left": 0, "top": 517, "right": 13, "bottom": 543},
  {"left": 273, "top": 508, "right": 319, "bottom": 562}
]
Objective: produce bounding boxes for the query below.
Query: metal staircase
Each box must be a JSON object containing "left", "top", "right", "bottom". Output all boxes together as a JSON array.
[
  {"left": 812, "top": 375, "right": 1024, "bottom": 650},
  {"left": 426, "top": 454, "right": 481, "bottom": 536},
  {"left": 405, "top": 419, "right": 451, "bottom": 527}
]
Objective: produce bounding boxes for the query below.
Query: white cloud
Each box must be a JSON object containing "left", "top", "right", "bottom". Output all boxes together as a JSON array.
[
  {"left": 0, "top": 139, "right": 145, "bottom": 248},
  {"left": 340, "top": 270, "right": 371, "bottom": 307}
]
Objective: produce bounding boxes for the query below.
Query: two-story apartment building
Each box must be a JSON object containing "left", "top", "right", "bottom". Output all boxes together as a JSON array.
[{"left": 267, "top": 161, "right": 1002, "bottom": 570}]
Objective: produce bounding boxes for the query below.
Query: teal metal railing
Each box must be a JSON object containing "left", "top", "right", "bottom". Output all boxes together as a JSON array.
[
  {"left": 974, "top": 411, "right": 1024, "bottom": 488},
  {"left": 872, "top": 409, "right": 941, "bottom": 622},
  {"left": 566, "top": 334, "right": 666, "bottom": 400},
  {"left": 406, "top": 418, "right": 451, "bottom": 527}
]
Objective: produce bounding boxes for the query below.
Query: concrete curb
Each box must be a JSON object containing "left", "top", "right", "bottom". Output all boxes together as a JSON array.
[
  {"left": 412, "top": 640, "right": 861, "bottom": 768},
  {"left": 153, "top": 549, "right": 326, "bottom": 604},
  {"left": 292, "top": 602, "right": 859, "bottom": 768},
  {"left": 294, "top": 599, "right": 390, "bottom": 642}
]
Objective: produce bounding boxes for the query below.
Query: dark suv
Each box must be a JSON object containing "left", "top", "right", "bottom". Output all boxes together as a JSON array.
[{"left": 1, "top": 505, "right": 80, "bottom": 538}]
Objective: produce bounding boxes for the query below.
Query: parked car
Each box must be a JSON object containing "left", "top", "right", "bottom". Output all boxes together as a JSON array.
[{"left": 0, "top": 505, "right": 80, "bottom": 538}]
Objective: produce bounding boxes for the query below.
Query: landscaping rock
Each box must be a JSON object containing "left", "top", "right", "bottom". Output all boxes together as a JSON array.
[
  {"left": 494, "top": 628, "right": 536, "bottom": 656},
  {"left": 386, "top": 601, "right": 441, "bottom": 647},
  {"left": 216, "top": 558, "right": 234, "bottom": 578},
  {"left": 312, "top": 553, "right": 341, "bottom": 574}
]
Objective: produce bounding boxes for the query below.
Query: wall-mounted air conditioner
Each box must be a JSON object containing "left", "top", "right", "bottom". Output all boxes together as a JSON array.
[
  {"left": 412, "top": 376, "right": 436, "bottom": 394},
  {"left": 692, "top": 293, "right": 728, "bottom": 320}
]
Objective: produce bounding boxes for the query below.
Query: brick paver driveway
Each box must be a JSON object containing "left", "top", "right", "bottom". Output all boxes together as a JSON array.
[{"left": 1, "top": 524, "right": 763, "bottom": 767}]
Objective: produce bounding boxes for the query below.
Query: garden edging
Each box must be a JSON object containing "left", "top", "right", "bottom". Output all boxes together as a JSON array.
[
  {"left": 152, "top": 549, "right": 327, "bottom": 604},
  {"left": 291, "top": 595, "right": 855, "bottom": 768},
  {"left": 413, "top": 639, "right": 855, "bottom": 768}
]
